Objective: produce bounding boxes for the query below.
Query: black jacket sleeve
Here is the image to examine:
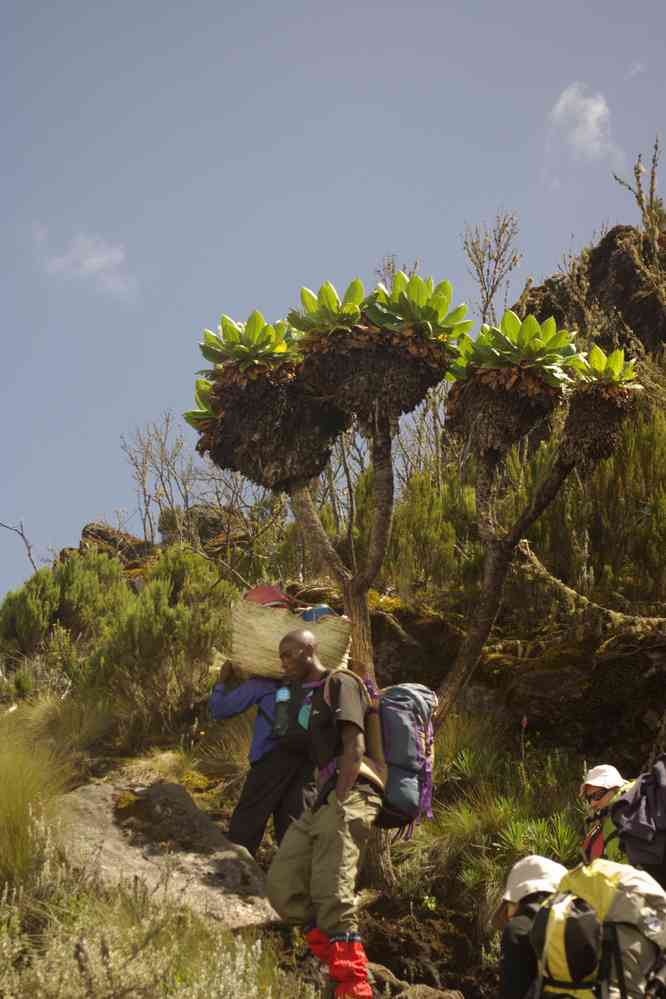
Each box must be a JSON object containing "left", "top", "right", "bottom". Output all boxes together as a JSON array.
[{"left": 499, "top": 912, "right": 539, "bottom": 999}]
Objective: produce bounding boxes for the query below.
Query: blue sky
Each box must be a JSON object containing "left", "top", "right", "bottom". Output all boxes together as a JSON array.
[{"left": 2, "top": 0, "right": 665, "bottom": 598}]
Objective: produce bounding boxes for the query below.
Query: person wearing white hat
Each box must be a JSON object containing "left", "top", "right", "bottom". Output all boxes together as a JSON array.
[
  {"left": 580, "top": 763, "right": 634, "bottom": 864},
  {"left": 497, "top": 855, "right": 568, "bottom": 999}
]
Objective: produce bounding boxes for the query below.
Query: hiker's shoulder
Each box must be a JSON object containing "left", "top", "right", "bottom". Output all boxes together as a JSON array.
[{"left": 327, "top": 669, "right": 367, "bottom": 697}]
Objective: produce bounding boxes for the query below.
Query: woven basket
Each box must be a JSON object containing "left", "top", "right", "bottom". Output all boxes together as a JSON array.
[{"left": 220, "top": 600, "right": 351, "bottom": 679}]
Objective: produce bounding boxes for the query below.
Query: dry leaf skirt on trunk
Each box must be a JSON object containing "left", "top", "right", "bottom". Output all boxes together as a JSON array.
[
  {"left": 446, "top": 374, "right": 558, "bottom": 456},
  {"left": 301, "top": 327, "right": 450, "bottom": 424},
  {"left": 201, "top": 369, "right": 351, "bottom": 491},
  {"left": 563, "top": 384, "right": 636, "bottom": 463}
]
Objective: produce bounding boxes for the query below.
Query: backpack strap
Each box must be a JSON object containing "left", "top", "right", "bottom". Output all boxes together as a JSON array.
[
  {"left": 322, "top": 669, "right": 387, "bottom": 791},
  {"left": 257, "top": 704, "right": 272, "bottom": 725},
  {"left": 322, "top": 668, "right": 370, "bottom": 709},
  {"left": 608, "top": 923, "right": 627, "bottom": 999},
  {"left": 596, "top": 924, "right": 627, "bottom": 999}
]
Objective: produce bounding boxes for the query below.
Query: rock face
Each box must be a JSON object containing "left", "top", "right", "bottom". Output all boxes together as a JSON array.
[
  {"left": 519, "top": 225, "right": 666, "bottom": 354},
  {"left": 79, "top": 522, "right": 156, "bottom": 565},
  {"left": 62, "top": 782, "right": 277, "bottom": 929}
]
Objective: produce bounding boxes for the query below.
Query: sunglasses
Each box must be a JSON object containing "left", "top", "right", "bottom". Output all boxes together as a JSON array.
[{"left": 583, "top": 788, "right": 608, "bottom": 803}]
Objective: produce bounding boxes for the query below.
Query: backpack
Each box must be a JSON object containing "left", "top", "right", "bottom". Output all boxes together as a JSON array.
[
  {"left": 324, "top": 672, "right": 438, "bottom": 836},
  {"left": 611, "top": 755, "right": 666, "bottom": 873},
  {"left": 530, "top": 859, "right": 666, "bottom": 999}
]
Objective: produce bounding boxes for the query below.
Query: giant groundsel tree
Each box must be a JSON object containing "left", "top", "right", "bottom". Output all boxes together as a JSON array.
[
  {"left": 437, "top": 313, "right": 642, "bottom": 723},
  {"left": 187, "top": 274, "right": 472, "bottom": 680},
  {"left": 186, "top": 274, "right": 641, "bottom": 707}
]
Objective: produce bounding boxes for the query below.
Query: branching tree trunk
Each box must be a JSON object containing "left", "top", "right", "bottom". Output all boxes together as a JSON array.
[
  {"left": 513, "top": 540, "right": 666, "bottom": 638},
  {"left": 289, "top": 408, "right": 394, "bottom": 682},
  {"left": 435, "top": 452, "right": 577, "bottom": 728}
]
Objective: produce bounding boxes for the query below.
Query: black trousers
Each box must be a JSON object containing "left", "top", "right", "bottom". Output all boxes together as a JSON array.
[{"left": 227, "top": 749, "right": 316, "bottom": 857}]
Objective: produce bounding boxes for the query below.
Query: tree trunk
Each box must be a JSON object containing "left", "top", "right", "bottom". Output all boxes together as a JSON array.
[
  {"left": 434, "top": 538, "right": 512, "bottom": 728},
  {"left": 359, "top": 827, "right": 397, "bottom": 890},
  {"left": 434, "top": 452, "right": 579, "bottom": 730},
  {"left": 513, "top": 540, "right": 666, "bottom": 637},
  {"left": 343, "top": 579, "right": 375, "bottom": 682}
]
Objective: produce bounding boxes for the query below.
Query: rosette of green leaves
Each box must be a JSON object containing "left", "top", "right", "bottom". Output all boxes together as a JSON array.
[
  {"left": 448, "top": 311, "right": 583, "bottom": 388},
  {"left": 198, "top": 311, "right": 302, "bottom": 373},
  {"left": 573, "top": 345, "right": 641, "bottom": 388},
  {"left": 364, "top": 272, "right": 474, "bottom": 342},
  {"left": 184, "top": 379, "right": 215, "bottom": 430},
  {"left": 287, "top": 279, "right": 366, "bottom": 334}
]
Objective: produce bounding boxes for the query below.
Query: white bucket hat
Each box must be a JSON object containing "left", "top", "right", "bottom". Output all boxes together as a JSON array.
[
  {"left": 579, "top": 764, "right": 625, "bottom": 796},
  {"left": 492, "top": 855, "right": 567, "bottom": 927},
  {"left": 502, "top": 855, "right": 567, "bottom": 904}
]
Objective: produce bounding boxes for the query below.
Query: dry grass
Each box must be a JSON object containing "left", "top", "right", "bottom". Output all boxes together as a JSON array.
[
  {"left": 0, "top": 720, "right": 72, "bottom": 884},
  {"left": 20, "top": 692, "right": 116, "bottom": 756},
  {"left": 194, "top": 712, "right": 253, "bottom": 781}
]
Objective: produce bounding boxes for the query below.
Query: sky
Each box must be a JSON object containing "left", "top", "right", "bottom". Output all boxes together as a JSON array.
[{"left": 2, "top": 0, "right": 665, "bottom": 599}]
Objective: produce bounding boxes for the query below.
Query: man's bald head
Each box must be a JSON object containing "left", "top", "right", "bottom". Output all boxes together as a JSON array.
[
  {"left": 280, "top": 629, "right": 318, "bottom": 654},
  {"left": 278, "top": 628, "right": 324, "bottom": 682}
]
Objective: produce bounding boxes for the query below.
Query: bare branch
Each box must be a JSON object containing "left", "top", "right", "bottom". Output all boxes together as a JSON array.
[
  {"left": 375, "top": 254, "right": 420, "bottom": 286},
  {"left": 0, "top": 520, "right": 38, "bottom": 573},
  {"left": 462, "top": 210, "right": 523, "bottom": 324}
]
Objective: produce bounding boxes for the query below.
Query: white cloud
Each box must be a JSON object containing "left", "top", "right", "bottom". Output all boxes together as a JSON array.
[
  {"left": 31, "top": 222, "right": 48, "bottom": 245},
  {"left": 548, "top": 82, "right": 623, "bottom": 167},
  {"left": 34, "top": 227, "right": 137, "bottom": 299},
  {"left": 625, "top": 61, "right": 646, "bottom": 81}
]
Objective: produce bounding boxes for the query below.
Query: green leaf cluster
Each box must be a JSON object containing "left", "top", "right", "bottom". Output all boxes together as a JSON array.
[
  {"left": 365, "top": 272, "right": 473, "bottom": 342},
  {"left": 199, "top": 311, "right": 302, "bottom": 371},
  {"left": 183, "top": 378, "right": 216, "bottom": 430},
  {"left": 287, "top": 279, "right": 366, "bottom": 334},
  {"left": 573, "top": 345, "right": 641, "bottom": 387},
  {"left": 449, "top": 311, "right": 583, "bottom": 388}
]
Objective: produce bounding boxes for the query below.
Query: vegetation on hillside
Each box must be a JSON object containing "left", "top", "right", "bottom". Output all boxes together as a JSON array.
[{"left": 0, "top": 138, "right": 664, "bottom": 996}]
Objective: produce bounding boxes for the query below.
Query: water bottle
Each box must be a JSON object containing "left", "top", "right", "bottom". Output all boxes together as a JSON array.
[{"left": 273, "top": 685, "right": 291, "bottom": 738}]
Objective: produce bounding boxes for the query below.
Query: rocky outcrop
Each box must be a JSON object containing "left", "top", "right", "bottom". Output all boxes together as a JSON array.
[
  {"left": 79, "top": 522, "right": 156, "bottom": 565},
  {"left": 62, "top": 782, "right": 277, "bottom": 929},
  {"left": 519, "top": 225, "right": 666, "bottom": 354}
]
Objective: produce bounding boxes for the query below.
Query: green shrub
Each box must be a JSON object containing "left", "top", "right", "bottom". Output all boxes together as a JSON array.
[
  {"left": 0, "top": 567, "right": 60, "bottom": 655},
  {"left": 13, "top": 667, "right": 33, "bottom": 698},
  {"left": 89, "top": 548, "right": 237, "bottom": 745},
  {"left": 0, "top": 552, "right": 133, "bottom": 662},
  {"left": 389, "top": 473, "right": 457, "bottom": 593},
  {"left": 54, "top": 551, "right": 131, "bottom": 640},
  {"left": 433, "top": 709, "right": 508, "bottom": 788}
]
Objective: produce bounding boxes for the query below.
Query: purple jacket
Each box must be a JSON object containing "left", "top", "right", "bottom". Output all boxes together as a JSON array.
[{"left": 208, "top": 677, "right": 278, "bottom": 764}]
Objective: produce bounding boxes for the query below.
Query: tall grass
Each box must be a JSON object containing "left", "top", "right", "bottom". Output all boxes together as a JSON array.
[
  {"left": 22, "top": 692, "right": 116, "bottom": 756},
  {"left": 394, "top": 711, "right": 584, "bottom": 938},
  {"left": 194, "top": 711, "right": 254, "bottom": 781},
  {"left": 0, "top": 720, "right": 71, "bottom": 884}
]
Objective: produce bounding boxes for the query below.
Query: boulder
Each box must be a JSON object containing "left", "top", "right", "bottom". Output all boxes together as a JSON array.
[{"left": 61, "top": 782, "right": 277, "bottom": 929}]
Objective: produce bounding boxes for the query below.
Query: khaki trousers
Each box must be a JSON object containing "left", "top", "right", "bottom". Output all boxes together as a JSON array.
[{"left": 266, "top": 784, "right": 382, "bottom": 938}]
